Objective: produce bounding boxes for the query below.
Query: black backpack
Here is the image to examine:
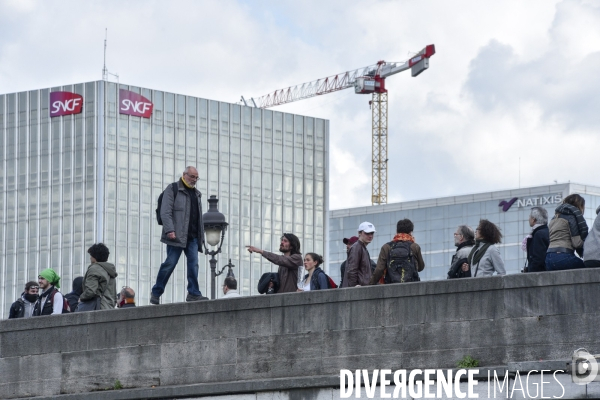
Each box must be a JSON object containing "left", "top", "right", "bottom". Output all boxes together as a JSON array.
[
  {"left": 385, "top": 241, "right": 420, "bottom": 284},
  {"left": 156, "top": 183, "right": 178, "bottom": 225}
]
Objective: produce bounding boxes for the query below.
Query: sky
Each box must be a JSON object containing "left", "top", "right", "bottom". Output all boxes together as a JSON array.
[{"left": 1, "top": 0, "right": 599, "bottom": 210}]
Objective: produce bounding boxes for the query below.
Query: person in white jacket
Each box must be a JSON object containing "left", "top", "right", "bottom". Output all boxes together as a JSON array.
[
  {"left": 462, "top": 219, "right": 506, "bottom": 277},
  {"left": 221, "top": 277, "right": 241, "bottom": 298}
]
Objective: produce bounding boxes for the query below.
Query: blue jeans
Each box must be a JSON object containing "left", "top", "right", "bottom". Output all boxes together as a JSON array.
[
  {"left": 545, "top": 251, "right": 585, "bottom": 271},
  {"left": 152, "top": 238, "right": 203, "bottom": 297}
]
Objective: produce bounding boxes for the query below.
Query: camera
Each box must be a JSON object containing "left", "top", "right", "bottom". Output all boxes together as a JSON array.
[{"left": 570, "top": 348, "right": 599, "bottom": 384}]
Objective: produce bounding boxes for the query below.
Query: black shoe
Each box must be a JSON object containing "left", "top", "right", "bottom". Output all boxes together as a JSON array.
[
  {"left": 266, "top": 287, "right": 275, "bottom": 295},
  {"left": 150, "top": 294, "right": 160, "bottom": 305},
  {"left": 186, "top": 294, "right": 209, "bottom": 302}
]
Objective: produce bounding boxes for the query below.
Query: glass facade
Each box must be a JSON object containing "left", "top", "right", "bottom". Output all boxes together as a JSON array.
[
  {"left": 0, "top": 81, "right": 328, "bottom": 317},
  {"left": 328, "top": 184, "right": 600, "bottom": 283}
]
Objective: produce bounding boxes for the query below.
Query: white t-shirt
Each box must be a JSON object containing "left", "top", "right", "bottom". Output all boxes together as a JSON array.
[{"left": 302, "top": 280, "right": 311, "bottom": 291}]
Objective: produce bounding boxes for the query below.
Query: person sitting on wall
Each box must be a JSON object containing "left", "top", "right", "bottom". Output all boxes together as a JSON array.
[
  {"left": 545, "top": 194, "right": 588, "bottom": 271},
  {"left": 462, "top": 219, "right": 506, "bottom": 277},
  {"left": 583, "top": 205, "right": 600, "bottom": 269},
  {"left": 524, "top": 207, "right": 550, "bottom": 273},
  {"left": 448, "top": 225, "right": 475, "bottom": 279}
]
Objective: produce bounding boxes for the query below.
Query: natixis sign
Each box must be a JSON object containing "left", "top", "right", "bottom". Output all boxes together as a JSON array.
[
  {"left": 499, "top": 194, "right": 563, "bottom": 212},
  {"left": 119, "top": 89, "right": 153, "bottom": 118}
]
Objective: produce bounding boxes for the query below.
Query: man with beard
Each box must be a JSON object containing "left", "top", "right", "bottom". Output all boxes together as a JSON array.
[
  {"left": 151, "top": 166, "right": 207, "bottom": 304},
  {"left": 447, "top": 225, "right": 476, "bottom": 279},
  {"left": 33, "top": 268, "right": 66, "bottom": 316},
  {"left": 247, "top": 233, "right": 303, "bottom": 293},
  {"left": 9, "top": 281, "right": 39, "bottom": 319}
]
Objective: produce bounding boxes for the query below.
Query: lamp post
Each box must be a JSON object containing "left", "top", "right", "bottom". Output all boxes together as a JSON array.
[{"left": 202, "top": 195, "right": 228, "bottom": 300}]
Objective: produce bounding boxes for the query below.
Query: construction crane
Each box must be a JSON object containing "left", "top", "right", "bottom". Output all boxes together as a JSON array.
[{"left": 241, "top": 44, "right": 435, "bottom": 205}]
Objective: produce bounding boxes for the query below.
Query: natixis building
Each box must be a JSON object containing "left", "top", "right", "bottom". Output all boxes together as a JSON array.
[
  {"left": 0, "top": 81, "right": 329, "bottom": 316},
  {"left": 328, "top": 183, "right": 600, "bottom": 283}
]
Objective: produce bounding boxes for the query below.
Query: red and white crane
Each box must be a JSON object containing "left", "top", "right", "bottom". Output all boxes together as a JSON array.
[{"left": 242, "top": 44, "right": 436, "bottom": 205}]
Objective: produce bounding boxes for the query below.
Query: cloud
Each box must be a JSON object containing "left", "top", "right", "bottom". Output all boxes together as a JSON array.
[{"left": 0, "top": 0, "right": 599, "bottom": 210}]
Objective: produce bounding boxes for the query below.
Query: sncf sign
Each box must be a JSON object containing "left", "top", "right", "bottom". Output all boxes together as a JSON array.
[
  {"left": 50, "top": 92, "right": 83, "bottom": 117},
  {"left": 119, "top": 89, "right": 153, "bottom": 118}
]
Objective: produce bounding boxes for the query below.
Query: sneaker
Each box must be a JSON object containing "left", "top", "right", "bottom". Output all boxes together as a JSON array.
[
  {"left": 150, "top": 294, "right": 160, "bottom": 305},
  {"left": 186, "top": 293, "right": 209, "bottom": 302}
]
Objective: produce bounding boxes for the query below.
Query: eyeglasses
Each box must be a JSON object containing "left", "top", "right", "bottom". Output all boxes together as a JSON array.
[
  {"left": 29, "top": 286, "right": 39, "bottom": 290},
  {"left": 185, "top": 173, "right": 199, "bottom": 180}
]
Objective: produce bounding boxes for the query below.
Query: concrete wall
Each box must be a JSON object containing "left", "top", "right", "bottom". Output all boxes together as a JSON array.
[{"left": 1, "top": 269, "right": 600, "bottom": 399}]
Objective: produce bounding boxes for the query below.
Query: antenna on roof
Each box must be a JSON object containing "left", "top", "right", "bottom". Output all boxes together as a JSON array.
[{"left": 102, "top": 29, "right": 119, "bottom": 83}]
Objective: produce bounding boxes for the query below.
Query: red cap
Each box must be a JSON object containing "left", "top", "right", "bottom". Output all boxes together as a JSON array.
[{"left": 343, "top": 236, "right": 359, "bottom": 245}]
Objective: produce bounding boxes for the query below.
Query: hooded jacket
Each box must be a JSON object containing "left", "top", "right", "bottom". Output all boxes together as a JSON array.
[
  {"left": 65, "top": 276, "right": 84, "bottom": 313},
  {"left": 9, "top": 293, "right": 37, "bottom": 319},
  {"left": 583, "top": 205, "right": 600, "bottom": 262},
  {"left": 80, "top": 262, "right": 118, "bottom": 310}
]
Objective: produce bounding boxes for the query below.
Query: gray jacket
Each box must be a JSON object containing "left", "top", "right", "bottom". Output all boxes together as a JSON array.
[
  {"left": 160, "top": 180, "right": 205, "bottom": 248},
  {"left": 584, "top": 206, "right": 600, "bottom": 262},
  {"left": 470, "top": 243, "right": 506, "bottom": 277}
]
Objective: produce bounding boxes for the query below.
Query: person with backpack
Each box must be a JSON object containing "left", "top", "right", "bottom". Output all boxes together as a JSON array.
[
  {"left": 297, "top": 253, "right": 330, "bottom": 291},
  {"left": 447, "top": 225, "right": 475, "bottom": 279},
  {"left": 33, "top": 268, "right": 68, "bottom": 316},
  {"left": 8, "top": 281, "right": 39, "bottom": 319},
  {"left": 151, "top": 166, "right": 208, "bottom": 304},
  {"left": 370, "top": 219, "right": 425, "bottom": 285},
  {"left": 77, "top": 243, "right": 118, "bottom": 311}
]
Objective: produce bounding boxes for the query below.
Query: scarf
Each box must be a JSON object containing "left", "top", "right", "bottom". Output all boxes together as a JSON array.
[
  {"left": 393, "top": 233, "right": 414, "bottom": 242},
  {"left": 467, "top": 240, "right": 492, "bottom": 268},
  {"left": 39, "top": 268, "right": 60, "bottom": 289},
  {"left": 181, "top": 176, "right": 194, "bottom": 189},
  {"left": 555, "top": 203, "right": 588, "bottom": 240}
]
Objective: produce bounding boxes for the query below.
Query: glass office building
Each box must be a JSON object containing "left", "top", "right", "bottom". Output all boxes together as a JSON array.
[
  {"left": 0, "top": 81, "right": 328, "bottom": 317},
  {"left": 328, "top": 183, "right": 600, "bottom": 283}
]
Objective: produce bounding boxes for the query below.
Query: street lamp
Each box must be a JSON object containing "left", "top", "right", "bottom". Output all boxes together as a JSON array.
[{"left": 202, "top": 195, "right": 228, "bottom": 300}]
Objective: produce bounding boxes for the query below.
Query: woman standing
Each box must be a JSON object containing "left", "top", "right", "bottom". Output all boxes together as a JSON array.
[
  {"left": 462, "top": 219, "right": 506, "bottom": 277},
  {"left": 297, "top": 253, "right": 330, "bottom": 291},
  {"left": 546, "top": 194, "right": 588, "bottom": 271}
]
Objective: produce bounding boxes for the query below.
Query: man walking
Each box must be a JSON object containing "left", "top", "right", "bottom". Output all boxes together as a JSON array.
[
  {"left": 447, "top": 225, "right": 475, "bottom": 279},
  {"left": 370, "top": 219, "right": 425, "bottom": 284},
  {"left": 33, "top": 269, "right": 66, "bottom": 316},
  {"left": 339, "top": 236, "right": 358, "bottom": 287},
  {"left": 77, "top": 243, "right": 118, "bottom": 311},
  {"left": 247, "top": 233, "right": 303, "bottom": 293},
  {"left": 151, "top": 166, "right": 207, "bottom": 304},
  {"left": 341, "top": 222, "right": 376, "bottom": 288},
  {"left": 9, "top": 281, "right": 39, "bottom": 319},
  {"left": 525, "top": 207, "right": 550, "bottom": 272}
]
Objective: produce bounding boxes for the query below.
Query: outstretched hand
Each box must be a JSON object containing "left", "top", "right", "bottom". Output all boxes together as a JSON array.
[{"left": 246, "top": 245, "right": 263, "bottom": 254}]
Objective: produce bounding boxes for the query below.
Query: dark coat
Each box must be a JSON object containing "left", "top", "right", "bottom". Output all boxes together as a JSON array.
[
  {"left": 305, "top": 267, "right": 330, "bottom": 290},
  {"left": 160, "top": 180, "right": 205, "bottom": 248},
  {"left": 262, "top": 251, "right": 302, "bottom": 293},
  {"left": 526, "top": 225, "right": 550, "bottom": 272},
  {"left": 341, "top": 241, "right": 372, "bottom": 287}
]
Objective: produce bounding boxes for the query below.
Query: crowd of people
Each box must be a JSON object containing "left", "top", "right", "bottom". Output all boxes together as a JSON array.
[{"left": 8, "top": 167, "right": 600, "bottom": 320}]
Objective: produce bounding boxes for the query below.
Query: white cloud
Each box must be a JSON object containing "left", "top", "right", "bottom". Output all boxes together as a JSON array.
[{"left": 1, "top": 0, "right": 598, "bottom": 210}]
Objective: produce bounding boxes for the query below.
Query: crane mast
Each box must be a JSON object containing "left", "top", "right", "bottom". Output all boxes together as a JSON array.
[{"left": 244, "top": 45, "right": 435, "bottom": 205}]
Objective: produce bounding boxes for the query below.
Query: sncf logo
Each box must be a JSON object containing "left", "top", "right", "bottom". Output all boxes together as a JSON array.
[
  {"left": 119, "top": 89, "right": 153, "bottom": 118},
  {"left": 50, "top": 92, "right": 83, "bottom": 117}
]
